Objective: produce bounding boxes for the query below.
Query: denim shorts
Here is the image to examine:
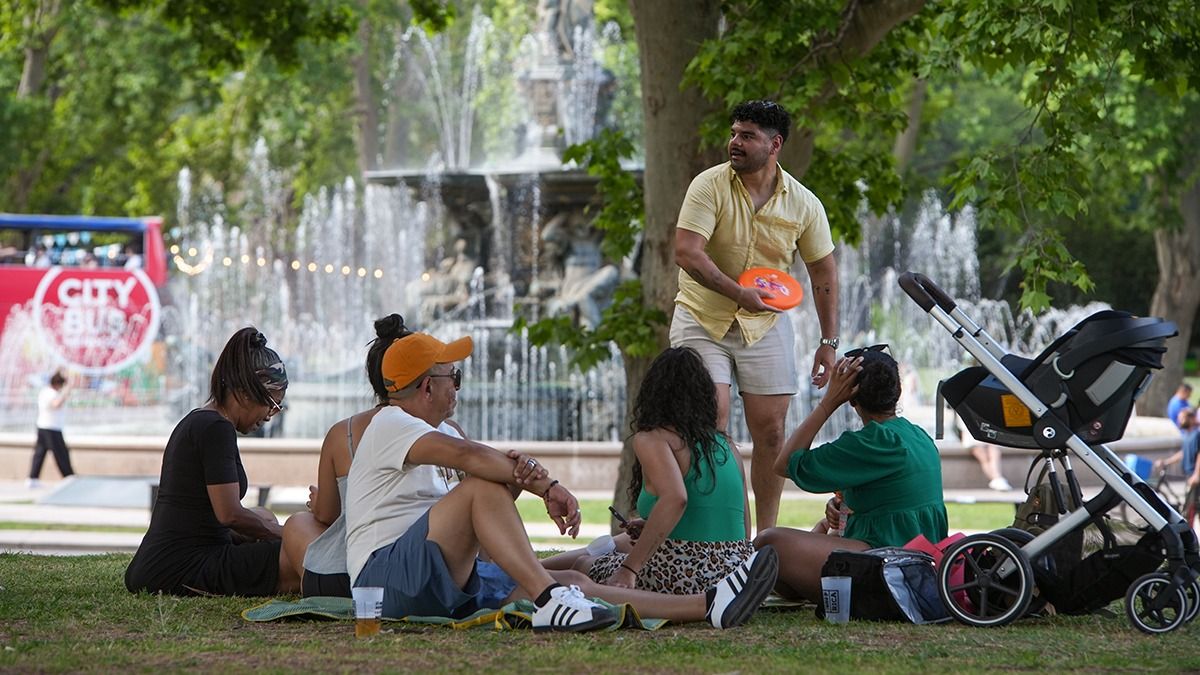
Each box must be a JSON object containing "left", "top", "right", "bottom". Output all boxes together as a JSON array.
[{"left": 354, "top": 510, "right": 517, "bottom": 619}]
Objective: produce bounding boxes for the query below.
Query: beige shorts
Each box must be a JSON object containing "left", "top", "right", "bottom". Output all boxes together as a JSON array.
[{"left": 669, "top": 305, "right": 798, "bottom": 396}]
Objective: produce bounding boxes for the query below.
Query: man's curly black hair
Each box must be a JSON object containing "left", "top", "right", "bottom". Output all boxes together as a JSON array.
[
  {"left": 627, "top": 347, "right": 728, "bottom": 505},
  {"left": 731, "top": 100, "right": 790, "bottom": 143}
]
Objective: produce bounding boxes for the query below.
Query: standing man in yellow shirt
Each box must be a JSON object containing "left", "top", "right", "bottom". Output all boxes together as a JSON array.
[{"left": 673, "top": 100, "right": 839, "bottom": 532}]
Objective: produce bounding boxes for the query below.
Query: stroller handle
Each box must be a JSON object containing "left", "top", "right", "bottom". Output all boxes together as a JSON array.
[{"left": 898, "top": 272, "right": 957, "bottom": 313}]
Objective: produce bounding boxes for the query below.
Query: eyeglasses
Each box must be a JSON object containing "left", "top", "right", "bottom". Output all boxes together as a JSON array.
[
  {"left": 266, "top": 395, "right": 284, "bottom": 416},
  {"left": 845, "top": 344, "right": 889, "bottom": 359},
  {"left": 427, "top": 367, "right": 462, "bottom": 390}
]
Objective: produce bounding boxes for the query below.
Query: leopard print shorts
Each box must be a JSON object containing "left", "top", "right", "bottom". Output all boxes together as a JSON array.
[{"left": 587, "top": 538, "right": 755, "bottom": 595}]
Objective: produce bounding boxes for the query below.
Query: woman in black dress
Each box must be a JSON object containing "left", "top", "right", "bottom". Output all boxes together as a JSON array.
[{"left": 125, "top": 328, "right": 301, "bottom": 596}]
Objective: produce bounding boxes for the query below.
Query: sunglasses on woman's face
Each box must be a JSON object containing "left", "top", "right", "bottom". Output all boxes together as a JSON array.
[
  {"left": 427, "top": 367, "right": 462, "bottom": 390},
  {"left": 844, "top": 343, "right": 889, "bottom": 359}
]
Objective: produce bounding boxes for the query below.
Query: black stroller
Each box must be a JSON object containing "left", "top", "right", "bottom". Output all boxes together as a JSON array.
[{"left": 900, "top": 272, "right": 1200, "bottom": 633}]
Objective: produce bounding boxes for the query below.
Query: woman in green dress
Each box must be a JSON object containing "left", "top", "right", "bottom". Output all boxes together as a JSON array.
[{"left": 755, "top": 344, "right": 947, "bottom": 602}]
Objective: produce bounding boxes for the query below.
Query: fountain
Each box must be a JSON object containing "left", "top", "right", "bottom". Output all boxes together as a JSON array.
[
  {"left": 156, "top": 3, "right": 631, "bottom": 441},
  {"left": 0, "top": 4, "right": 1117, "bottom": 451}
]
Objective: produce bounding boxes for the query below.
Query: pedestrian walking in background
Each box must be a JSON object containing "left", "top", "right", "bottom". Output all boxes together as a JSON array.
[{"left": 29, "top": 370, "right": 74, "bottom": 487}]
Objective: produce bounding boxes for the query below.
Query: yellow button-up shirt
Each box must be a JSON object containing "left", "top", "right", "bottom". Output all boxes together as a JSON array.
[{"left": 675, "top": 162, "right": 833, "bottom": 346}]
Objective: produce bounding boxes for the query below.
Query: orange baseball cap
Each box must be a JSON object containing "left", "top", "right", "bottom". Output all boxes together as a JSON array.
[{"left": 381, "top": 333, "right": 473, "bottom": 393}]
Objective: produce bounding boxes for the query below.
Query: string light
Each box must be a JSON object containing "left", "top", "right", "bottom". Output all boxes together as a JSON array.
[
  {"left": 173, "top": 246, "right": 214, "bottom": 276},
  {"left": 169, "top": 247, "right": 386, "bottom": 281}
]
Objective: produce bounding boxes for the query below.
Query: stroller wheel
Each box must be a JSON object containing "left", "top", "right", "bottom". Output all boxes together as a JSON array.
[
  {"left": 938, "top": 533, "right": 1034, "bottom": 627},
  {"left": 1182, "top": 577, "right": 1200, "bottom": 625},
  {"left": 989, "top": 528, "right": 1049, "bottom": 616},
  {"left": 1125, "top": 573, "right": 1188, "bottom": 634}
]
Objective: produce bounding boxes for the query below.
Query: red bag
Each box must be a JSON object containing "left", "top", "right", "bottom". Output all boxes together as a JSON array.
[
  {"left": 905, "top": 533, "right": 970, "bottom": 611},
  {"left": 904, "top": 533, "right": 964, "bottom": 563}
]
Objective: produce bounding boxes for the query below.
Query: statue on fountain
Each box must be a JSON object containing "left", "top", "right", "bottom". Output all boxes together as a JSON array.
[
  {"left": 409, "top": 238, "right": 480, "bottom": 324},
  {"left": 535, "top": 211, "right": 619, "bottom": 328},
  {"left": 537, "top": 0, "right": 594, "bottom": 60}
]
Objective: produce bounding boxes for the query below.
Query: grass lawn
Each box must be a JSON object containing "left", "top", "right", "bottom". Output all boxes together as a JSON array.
[
  {"left": 3, "top": 553, "right": 1199, "bottom": 672},
  {"left": 517, "top": 500, "right": 1017, "bottom": 536},
  {"left": 0, "top": 501, "right": 1018, "bottom": 545}
]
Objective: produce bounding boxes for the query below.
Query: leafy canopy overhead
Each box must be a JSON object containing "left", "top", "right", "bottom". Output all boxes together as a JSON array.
[
  {"left": 96, "top": 0, "right": 353, "bottom": 70},
  {"left": 684, "top": 0, "right": 1200, "bottom": 310}
]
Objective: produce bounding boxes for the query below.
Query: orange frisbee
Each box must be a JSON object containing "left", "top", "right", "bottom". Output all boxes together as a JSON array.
[{"left": 738, "top": 267, "right": 803, "bottom": 310}]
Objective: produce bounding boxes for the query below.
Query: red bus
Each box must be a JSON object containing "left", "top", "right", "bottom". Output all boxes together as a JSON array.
[{"left": 0, "top": 214, "right": 167, "bottom": 378}]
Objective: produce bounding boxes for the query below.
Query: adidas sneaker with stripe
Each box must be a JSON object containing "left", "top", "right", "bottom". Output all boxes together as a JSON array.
[
  {"left": 706, "top": 545, "right": 780, "bottom": 628},
  {"left": 532, "top": 584, "right": 620, "bottom": 633}
]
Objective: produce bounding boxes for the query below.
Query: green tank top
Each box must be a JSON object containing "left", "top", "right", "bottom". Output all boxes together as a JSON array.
[{"left": 636, "top": 433, "right": 747, "bottom": 542}]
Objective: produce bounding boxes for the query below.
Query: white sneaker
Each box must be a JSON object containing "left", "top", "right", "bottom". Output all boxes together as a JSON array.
[
  {"left": 25, "top": 478, "right": 41, "bottom": 489},
  {"left": 706, "top": 545, "right": 779, "bottom": 628},
  {"left": 532, "top": 584, "right": 619, "bottom": 633},
  {"left": 989, "top": 477, "right": 1013, "bottom": 492}
]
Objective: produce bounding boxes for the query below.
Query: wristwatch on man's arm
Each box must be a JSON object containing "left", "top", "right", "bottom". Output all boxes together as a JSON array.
[{"left": 819, "top": 337, "right": 839, "bottom": 350}]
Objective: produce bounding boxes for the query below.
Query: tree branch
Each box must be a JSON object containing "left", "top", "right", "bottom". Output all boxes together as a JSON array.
[{"left": 17, "top": 0, "right": 63, "bottom": 98}]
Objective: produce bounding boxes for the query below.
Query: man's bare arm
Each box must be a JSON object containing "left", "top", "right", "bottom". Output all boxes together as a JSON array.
[
  {"left": 675, "top": 229, "right": 776, "bottom": 313},
  {"left": 805, "top": 252, "right": 839, "bottom": 387}
]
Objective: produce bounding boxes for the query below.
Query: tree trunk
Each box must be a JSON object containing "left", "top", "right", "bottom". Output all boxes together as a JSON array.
[
  {"left": 17, "top": 0, "right": 62, "bottom": 99},
  {"left": 1143, "top": 176, "right": 1200, "bottom": 416},
  {"left": 618, "top": 0, "right": 723, "bottom": 528},
  {"left": 350, "top": 5, "right": 379, "bottom": 177},
  {"left": 893, "top": 78, "right": 926, "bottom": 172},
  {"left": 9, "top": 0, "right": 63, "bottom": 210}
]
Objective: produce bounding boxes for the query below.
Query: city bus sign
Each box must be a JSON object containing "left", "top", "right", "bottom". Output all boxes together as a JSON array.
[{"left": 31, "top": 267, "right": 161, "bottom": 374}]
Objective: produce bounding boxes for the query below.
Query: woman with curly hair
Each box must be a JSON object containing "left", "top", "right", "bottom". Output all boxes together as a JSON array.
[
  {"left": 576, "top": 347, "right": 754, "bottom": 594},
  {"left": 125, "top": 327, "right": 300, "bottom": 597},
  {"left": 756, "top": 345, "right": 947, "bottom": 602}
]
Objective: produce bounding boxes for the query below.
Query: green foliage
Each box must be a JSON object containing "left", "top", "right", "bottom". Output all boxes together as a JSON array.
[
  {"left": 409, "top": 0, "right": 458, "bottom": 33},
  {"left": 517, "top": 128, "right": 664, "bottom": 371},
  {"left": 1008, "top": 229, "right": 1094, "bottom": 312},
  {"left": 0, "top": 0, "right": 370, "bottom": 236},
  {"left": 684, "top": 1, "right": 919, "bottom": 243},
  {"left": 96, "top": 0, "right": 353, "bottom": 70},
  {"left": 468, "top": 1, "right": 537, "bottom": 165},
  {"left": 562, "top": 129, "right": 643, "bottom": 262},
  {"left": 681, "top": 0, "right": 1200, "bottom": 311},
  {"left": 593, "top": 15, "right": 643, "bottom": 153},
  {"left": 0, "top": 3, "right": 218, "bottom": 217},
  {"left": 925, "top": 0, "right": 1200, "bottom": 310},
  {"left": 516, "top": 279, "right": 667, "bottom": 371},
  {"left": 593, "top": 0, "right": 633, "bottom": 35}
]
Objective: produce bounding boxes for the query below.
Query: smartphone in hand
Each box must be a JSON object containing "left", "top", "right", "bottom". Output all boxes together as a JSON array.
[{"left": 607, "top": 505, "right": 630, "bottom": 527}]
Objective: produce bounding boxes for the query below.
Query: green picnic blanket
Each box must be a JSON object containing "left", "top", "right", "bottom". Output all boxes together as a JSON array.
[{"left": 241, "top": 595, "right": 668, "bottom": 631}]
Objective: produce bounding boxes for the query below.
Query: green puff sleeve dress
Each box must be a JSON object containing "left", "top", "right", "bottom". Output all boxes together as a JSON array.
[{"left": 787, "top": 416, "right": 948, "bottom": 548}]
